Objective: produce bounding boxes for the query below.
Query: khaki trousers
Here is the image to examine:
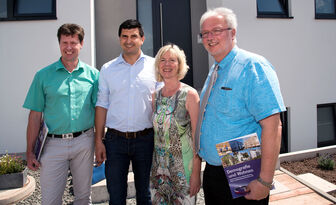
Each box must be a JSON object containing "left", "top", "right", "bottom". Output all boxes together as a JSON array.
[{"left": 40, "top": 128, "right": 94, "bottom": 205}]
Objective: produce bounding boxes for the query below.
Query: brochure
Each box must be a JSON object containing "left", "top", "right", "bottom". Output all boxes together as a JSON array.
[
  {"left": 216, "top": 133, "right": 262, "bottom": 199},
  {"left": 34, "top": 120, "right": 49, "bottom": 161}
]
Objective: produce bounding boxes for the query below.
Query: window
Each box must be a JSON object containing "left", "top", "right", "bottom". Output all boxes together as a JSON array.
[
  {"left": 137, "top": 0, "right": 154, "bottom": 56},
  {"left": 315, "top": 0, "right": 336, "bottom": 19},
  {"left": 317, "top": 104, "right": 336, "bottom": 147},
  {"left": 0, "top": 0, "right": 56, "bottom": 21},
  {"left": 257, "top": 0, "right": 293, "bottom": 18},
  {"left": 280, "top": 108, "right": 289, "bottom": 153}
]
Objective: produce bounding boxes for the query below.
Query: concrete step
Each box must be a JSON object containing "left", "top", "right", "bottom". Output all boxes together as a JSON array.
[
  {"left": 91, "top": 162, "right": 206, "bottom": 203},
  {"left": 0, "top": 175, "right": 35, "bottom": 204},
  {"left": 298, "top": 173, "right": 336, "bottom": 193},
  {"left": 92, "top": 172, "right": 135, "bottom": 203}
]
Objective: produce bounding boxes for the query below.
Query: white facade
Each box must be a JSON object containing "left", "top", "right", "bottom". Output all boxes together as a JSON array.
[
  {"left": 0, "top": 0, "right": 95, "bottom": 153},
  {"left": 207, "top": 0, "right": 336, "bottom": 151},
  {"left": 1, "top": 0, "right": 335, "bottom": 154}
]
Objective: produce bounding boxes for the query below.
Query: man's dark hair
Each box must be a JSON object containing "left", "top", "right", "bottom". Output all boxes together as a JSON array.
[
  {"left": 57, "top": 23, "right": 85, "bottom": 43},
  {"left": 118, "top": 19, "right": 144, "bottom": 37}
]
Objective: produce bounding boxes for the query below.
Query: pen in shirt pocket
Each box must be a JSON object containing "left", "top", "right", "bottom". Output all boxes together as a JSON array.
[{"left": 221, "top": 86, "right": 232, "bottom": 90}]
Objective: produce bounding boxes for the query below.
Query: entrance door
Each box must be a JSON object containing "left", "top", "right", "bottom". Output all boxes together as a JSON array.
[{"left": 138, "top": 0, "right": 193, "bottom": 86}]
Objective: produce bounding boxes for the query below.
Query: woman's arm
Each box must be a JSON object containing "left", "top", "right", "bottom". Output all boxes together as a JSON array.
[{"left": 186, "top": 89, "right": 202, "bottom": 197}]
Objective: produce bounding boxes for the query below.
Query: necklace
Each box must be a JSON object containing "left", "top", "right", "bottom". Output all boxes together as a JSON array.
[{"left": 161, "top": 82, "right": 181, "bottom": 97}]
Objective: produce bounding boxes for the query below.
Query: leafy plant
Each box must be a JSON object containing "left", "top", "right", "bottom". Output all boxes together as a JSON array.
[
  {"left": 0, "top": 153, "right": 25, "bottom": 175},
  {"left": 318, "top": 154, "right": 335, "bottom": 170}
]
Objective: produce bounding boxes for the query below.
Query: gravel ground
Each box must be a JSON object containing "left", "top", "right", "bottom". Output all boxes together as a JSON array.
[
  {"left": 18, "top": 169, "right": 74, "bottom": 205},
  {"left": 18, "top": 169, "right": 205, "bottom": 205}
]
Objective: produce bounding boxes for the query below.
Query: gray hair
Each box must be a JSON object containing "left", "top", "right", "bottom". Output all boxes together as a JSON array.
[{"left": 200, "top": 7, "right": 238, "bottom": 33}]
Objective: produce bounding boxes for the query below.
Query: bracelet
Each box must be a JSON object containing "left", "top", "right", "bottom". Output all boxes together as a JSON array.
[{"left": 256, "top": 177, "right": 273, "bottom": 189}]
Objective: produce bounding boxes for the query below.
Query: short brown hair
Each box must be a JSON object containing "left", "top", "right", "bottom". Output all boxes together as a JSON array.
[{"left": 57, "top": 23, "right": 85, "bottom": 43}]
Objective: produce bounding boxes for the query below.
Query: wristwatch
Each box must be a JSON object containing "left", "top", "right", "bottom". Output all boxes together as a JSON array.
[{"left": 257, "top": 177, "right": 273, "bottom": 189}]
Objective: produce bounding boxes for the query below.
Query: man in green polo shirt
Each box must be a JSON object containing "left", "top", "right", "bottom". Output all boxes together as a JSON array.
[{"left": 23, "top": 23, "right": 99, "bottom": 205}]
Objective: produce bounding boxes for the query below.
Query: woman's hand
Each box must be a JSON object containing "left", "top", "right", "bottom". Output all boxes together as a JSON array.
[{"left": 189, "top": 169, "right": 201, "bottom": 197}]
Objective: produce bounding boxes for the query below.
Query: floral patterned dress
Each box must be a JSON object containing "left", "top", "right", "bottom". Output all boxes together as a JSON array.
[{"left": 150, "top": 83, "right": 195, "bottom": 205}]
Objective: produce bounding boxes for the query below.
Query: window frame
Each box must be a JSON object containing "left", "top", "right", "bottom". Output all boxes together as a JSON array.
[
  {"left": 315, "top": 0, "right": 336, "bottom": 19},
  {"left": 280, "top": 108, "right": 289, "bottom": 153},
  {"left": 317, "top": 103, "right": 336, "bottom": 147},
  {"left": 257, "top": 0, "right": 293, "bottom": 19},
  {"left": 0, "top": 0, "right": 57, "bottom": 21}
]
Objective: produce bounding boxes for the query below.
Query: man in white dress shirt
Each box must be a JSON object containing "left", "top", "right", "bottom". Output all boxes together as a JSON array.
[{"left": 95, "top": 19, "right": 159, "bottom": 205}]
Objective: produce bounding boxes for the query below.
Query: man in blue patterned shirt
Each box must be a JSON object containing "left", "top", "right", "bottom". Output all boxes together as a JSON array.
[{"left": 197, "top": 7, "right": 286, "bottom": 205}]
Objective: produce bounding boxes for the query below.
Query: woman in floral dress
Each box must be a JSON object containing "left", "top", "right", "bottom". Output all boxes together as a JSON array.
[{"left": 150, "top": 44, "right": 202, "bottom": 205}]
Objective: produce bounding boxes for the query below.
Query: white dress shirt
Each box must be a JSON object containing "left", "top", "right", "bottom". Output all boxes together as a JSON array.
[{"left": 96, "top": 52, "right": 161, "bottom": 132}]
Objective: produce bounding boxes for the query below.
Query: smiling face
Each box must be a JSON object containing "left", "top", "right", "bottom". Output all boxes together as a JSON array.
[
  {"left": 158, "top": 50, "right": 179, "bottom": 81},
  {"left": 59, "top": 34, "right": 83, "bottom": 64},
  {"left": 119, "top": 28, "right": 144, "bottom": 57},
  {"left": 201, "top": 15, "right": 236, "bottom": 62}
]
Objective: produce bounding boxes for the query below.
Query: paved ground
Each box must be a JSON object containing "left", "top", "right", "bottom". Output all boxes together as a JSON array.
[
  {"left": 3, "top": 169, "right": 335, "bottom": 205},
  {"left": 94, "top": 189, "right": 205, "bottom": 205}
]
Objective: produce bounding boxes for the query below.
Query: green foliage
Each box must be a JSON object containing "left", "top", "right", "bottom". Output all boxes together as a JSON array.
[
  {"left": 318, "top": 154, "right": 335, "bottom": 170},
  {"left": 0, "top": 154, "right": 25, "bottom": 175}
]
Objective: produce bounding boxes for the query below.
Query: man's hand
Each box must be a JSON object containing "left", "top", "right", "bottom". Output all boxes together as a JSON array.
[
  {"left": 94, "top": 106, "right": 107, "bottom": 167},
  {"left": 244, "top": 179, "right": 269, "bottom": 200},
  {"left": 244, "top": 113, "right": 282, "bottom": 200},
  {"left": 26, "top": 110, "right": 42, "bottom": 171},
  {"left": 26, "top": 151, "right": 40, "bottom": 171},
  {"left": 189, "top": 169, "right": 201, "bottom": 197},
  {"left": 95, "top": 140, "right": 106, "bottom": 167}
]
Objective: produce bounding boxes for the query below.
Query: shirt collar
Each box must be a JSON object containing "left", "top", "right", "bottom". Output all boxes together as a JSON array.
[
  {"left": 116, "top": 51, "right": 146, "bottom": 65},
  {"left": 217, "top": 46, "right": 239, "bottom": 70},
  {"left": 55, "top": 58, "right": 84, "bottom": 72}
]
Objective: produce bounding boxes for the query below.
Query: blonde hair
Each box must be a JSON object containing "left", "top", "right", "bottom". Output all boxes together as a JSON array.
[{"left": 154, "top": 44, "right": 189, "bottom": 82}]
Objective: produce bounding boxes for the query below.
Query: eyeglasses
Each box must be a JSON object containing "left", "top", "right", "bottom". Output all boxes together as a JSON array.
[
  {"left": 199, "top": 28, "right": 232, "bottom": 39},
  {"left": 159, "top": 58, "right": 178, "bottom": 64}
]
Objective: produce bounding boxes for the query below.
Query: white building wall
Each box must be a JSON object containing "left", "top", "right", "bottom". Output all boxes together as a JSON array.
[
  {"left": 0, "top": 0, "right": 95, "bottom": 154},
  {"left": 206, "top": 0, "right": 336, "bottom": 151},
  {"left": 1, "top": 0, "right": 335, "bottom": 154}
]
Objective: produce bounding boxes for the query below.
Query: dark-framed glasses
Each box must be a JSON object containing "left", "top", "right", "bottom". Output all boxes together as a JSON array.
[{"left": 199, "top": 28, "right": 232, "bottom": 39}]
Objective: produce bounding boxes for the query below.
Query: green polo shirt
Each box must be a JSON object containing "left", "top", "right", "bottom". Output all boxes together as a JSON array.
[{"left": 23, "top": 58, "right": 99, "bottom": 134}]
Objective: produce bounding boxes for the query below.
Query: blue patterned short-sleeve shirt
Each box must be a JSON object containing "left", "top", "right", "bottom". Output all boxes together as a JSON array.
[{"left": 199, "top": 46, "right": 286, "bottom": 166}]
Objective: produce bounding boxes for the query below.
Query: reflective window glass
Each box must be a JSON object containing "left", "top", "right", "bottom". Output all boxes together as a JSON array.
[
  {"left": 316, "top": 0, "right": 335, "bottom": 14},
  {"left": 317, "top": 105, "right": 336, "bottom": 147},
  {"left": 137, "top": 0, "right": 154, "bottom": 57},
  {"left": 257, "top": 0, "right": 292, "bottom": 18},
  {"left": 0, "top": 0, "right": 56, "bottom": 21},
  {"left": 16, "top": 0, "right": 53, "bottom": 15},
  {"left": 0, "top": 0, "right": 7, "bottom": 18},
  {"left": 257, "top": 0, "right": 284, "bottom": 13}
]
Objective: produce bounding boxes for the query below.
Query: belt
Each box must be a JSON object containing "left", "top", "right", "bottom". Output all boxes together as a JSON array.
[
  {"left": 107, "top": 128, "right": 153, "bottom": 139},
  {"left": 47, "top": 128, "right": 90, "bottom": 139}
]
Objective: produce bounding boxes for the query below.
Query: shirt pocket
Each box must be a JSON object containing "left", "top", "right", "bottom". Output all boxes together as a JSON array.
[{"left": 213, "top": 83, "right": 234, "bottom": 115}]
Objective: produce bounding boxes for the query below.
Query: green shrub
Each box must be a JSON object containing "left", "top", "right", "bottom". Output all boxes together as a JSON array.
[
  {"left": 318, "top": 154, "right": 335, "bottom": 170},
  {"left": 0, "top": 153, "right": 25, "bottom": 175}
]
